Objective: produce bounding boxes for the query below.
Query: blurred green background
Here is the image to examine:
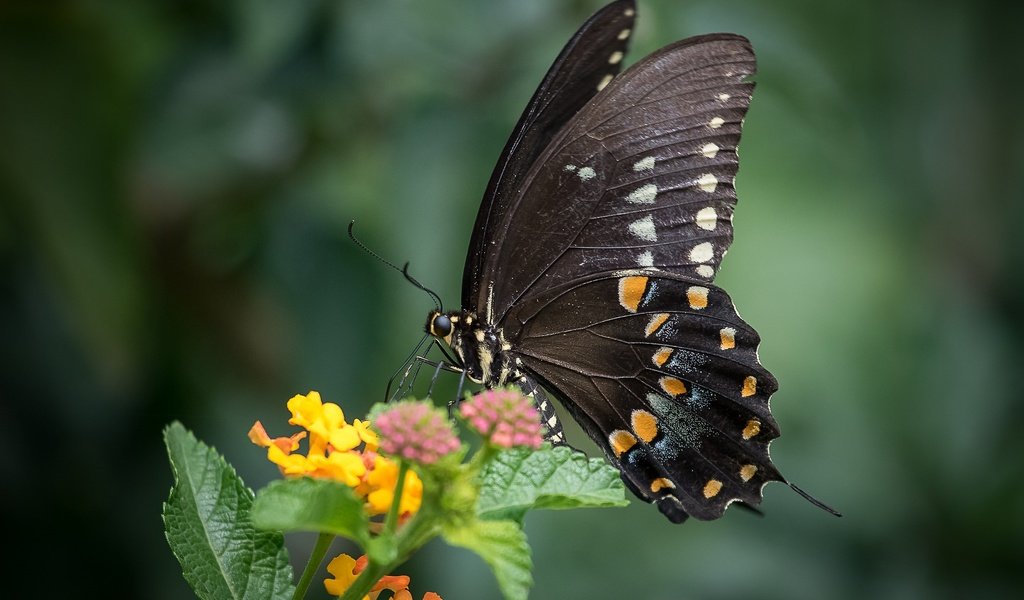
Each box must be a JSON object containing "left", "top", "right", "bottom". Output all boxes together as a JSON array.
[{"left": 2, "top": 0, "right": 1022, "bottom": 598}]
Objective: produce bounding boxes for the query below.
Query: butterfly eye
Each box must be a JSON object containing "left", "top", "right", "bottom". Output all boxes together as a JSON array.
[{"left": 431, "top": 314, "right": 453, "bottom": 338}]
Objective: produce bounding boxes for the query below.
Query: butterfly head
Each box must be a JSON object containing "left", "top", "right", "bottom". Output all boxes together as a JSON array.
[
  {"left": 426, "top": 309, "right": 513, "bottom": 385},
  {"left": 425, "top": 310, "right": 455, "bottom": 344}
]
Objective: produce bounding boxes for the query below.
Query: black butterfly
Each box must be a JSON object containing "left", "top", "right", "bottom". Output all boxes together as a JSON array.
[{"left": 418, "top": 0, "right": 835, "bottom": 523}]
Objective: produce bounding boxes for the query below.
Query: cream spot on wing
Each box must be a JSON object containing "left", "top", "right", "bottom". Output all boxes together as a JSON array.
[
  {"left": 617, "top": 28, "right": 631, "bottom": 40},
  {"left": 608, "top": 51, "right": 624, "bottom": 65},
  {"left": 720, "top": 327, "right": 736, "bottom": 350},
  {"left": 696, "top": 265, "right": 714, "bottom": 278},
  {"left": 701, "top": 143, "right": 720, "bottom": 158},
  {"left": 689, "top": 242, "right": 714, "bottom": 263},
  {"left": 695, "top": 207, "right": 718, "bottom": 230},
  {"left": 564, "top": 164, "right": 577, "bottom": 172},
  {"left": 637, "top": 250, "right": 654, "bottom": 267},
  {"left": 686, "top": 286, "right": 709, "bottom": 309},
  {"left": 632, "top": 156, "right": 656, "bottom": 171},
  {"left": 626, "top": 183, "right": 658, "bottom": 204},
  {"left": 624, "top": 7, "right": 635, "bottom": 17},
  {"left": 628, "top": 215, "right": 657, "bottom": 241},
  {"left": 718, "top": 93, "right": 731, "bottom": 101},
  {"left": 697, "top": 173, "right": 719, "bottom": 193},
  {"left": 709, "top": 116, "right": 725, "bottom": 129},
  {"left": 597, "top": 74, "right": 613, "bottom": 91},
  {"left": 577, "top": 166, "right": 596, "bottom": 181},
  {"left": 740, "top": 464, "right": 757, "bottom": 482}
]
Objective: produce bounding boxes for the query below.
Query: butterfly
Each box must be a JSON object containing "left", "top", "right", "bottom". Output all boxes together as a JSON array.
[{"left": 418, "top": 0, "right": 836, "bottom": 523}]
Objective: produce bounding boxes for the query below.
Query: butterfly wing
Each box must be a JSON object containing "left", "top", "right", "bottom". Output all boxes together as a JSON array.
[
  {"left": 478, "top": 34, "right": 756, "bottom": 323},
  {"left": 506, "top": 272, "right": 781, "bottom": 521},
  {"left": 463, "top": 0, "right": 637, "bottom": 314},
  {"left": 481, "top": 34, "right": 773, "bottom": 521}
]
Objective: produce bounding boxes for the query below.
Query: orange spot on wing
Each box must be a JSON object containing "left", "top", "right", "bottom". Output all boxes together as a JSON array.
[
  {"left": 650, "top": 478, "right": 675, "bottom": 493},
  {"left": 686, "top": 286, "right": 709, "bottom": 310},
  {"left": 645, "top": 313, "right": 670, "bottom": 336},
  {"left": 742, "top": 419, "right": 761, "bottom": 440},
  {"left": 652, "top": 347, "right": 673, "bottom": 367},
  {"left": 742, "top": 376, "right": 757, "bottom": 397},
  {"left": 720, "top": 327, "right": 736, "bottom": 350},
  {"left": 659, "top": 376, "right": 687, "bottom": 397},
  {"left": 631, "top": 410, "right": 658, "bottom": 443},
  {"left": 703, "top": 479, "right": 723, "bottom": 498},
  {"left": 739, "top": 464, "right": 757, "bottom": 482},
  {"left": 609, "top": 430, "right": 637, "bottom": 457},
  {"left": 618, "top": 276, "right": 648, "bottom": 313}
]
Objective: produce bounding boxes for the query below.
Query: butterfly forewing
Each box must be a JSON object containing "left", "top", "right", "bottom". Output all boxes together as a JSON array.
[
  {"left": 463, "top": 0, "right": 638, "bottom": 313},
  {"left": 481, "top": 34, "right": 755, "bottom": 323}
]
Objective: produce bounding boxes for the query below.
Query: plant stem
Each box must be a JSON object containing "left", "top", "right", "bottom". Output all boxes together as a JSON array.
[
  {"left": 384, "top": 460, "right": 410, "bottom": 536},
  {"left": 293, "top": 532, "right": 334, "bottom": 600}
]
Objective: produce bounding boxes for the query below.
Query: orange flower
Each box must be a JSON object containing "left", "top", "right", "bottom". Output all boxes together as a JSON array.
[{"left": 324, "top": 554, "right": 442, "bottom": 600}]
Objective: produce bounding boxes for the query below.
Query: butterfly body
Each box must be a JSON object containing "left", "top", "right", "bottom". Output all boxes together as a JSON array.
[{"left": 420, "top": 0, "right": 834, "bottom": 523}]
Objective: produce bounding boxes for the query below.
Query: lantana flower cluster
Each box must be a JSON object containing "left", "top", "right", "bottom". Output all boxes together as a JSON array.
[
  {"left": 374, "top": 400, "right": 462, "bottom": 464},
  {"left": 251, "top": 388, "right": 544, "bottom": 600},
  {"left": 460, "top": 388, "right": 544, "bottom": 449},
  {"left": 249, "top": 391, "right": 423, "bottom": 516}
]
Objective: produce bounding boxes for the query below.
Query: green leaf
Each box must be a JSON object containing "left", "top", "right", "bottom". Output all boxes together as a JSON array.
[
  {"left": 443, "top": 519, "right": 532, "bottom": 600},
  {"left": 162, "top": 422, "right": 293, "bottom": 600},
  {"left": 477, "top": 445, "right": 629, "bottom": 522},
  {"left": 252, "top": 477, "right": 371, "bottom": 547}
]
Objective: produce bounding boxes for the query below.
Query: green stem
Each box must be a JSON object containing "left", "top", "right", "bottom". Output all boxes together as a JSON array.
[
  {"left": 384, "top": 460, "right": 410, "bottom": 536},
  {"left": 293, "top": 532, "right": 334, "bottom": 600}
]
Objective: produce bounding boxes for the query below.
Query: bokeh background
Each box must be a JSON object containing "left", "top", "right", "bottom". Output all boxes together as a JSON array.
[{"left": 2, "top": 0, "right": 1022, "bottom": 598}]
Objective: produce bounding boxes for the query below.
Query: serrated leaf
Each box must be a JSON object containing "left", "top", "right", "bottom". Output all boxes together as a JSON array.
[
  {"left": 443, "top": 519, "right": 532, "bottom": 600},
  {"left": 162, "top": 422, "right": 293, "bottom": 600},
  {"left": 251, "top": 477, "right": 370, "bottom": 546},
  {"left": 477, "top": 446, "right": 629, "bottom": 522}
]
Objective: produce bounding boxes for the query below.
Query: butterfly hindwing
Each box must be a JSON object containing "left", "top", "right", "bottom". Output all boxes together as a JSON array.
[{"left": 507, "top": 273, "right": 783, "bottom": 521}]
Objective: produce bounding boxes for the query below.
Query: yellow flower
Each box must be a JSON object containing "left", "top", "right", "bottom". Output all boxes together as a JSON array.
[
  {"left": 365, "top": 455, "right": 423, "bottom": 516},
  {"left": 324, "top": 554, "right": 363, "bottom": 598},
  {"left": 353, "top": 419, "right": 379, "bottom": 451},
  {"left": 307, "top": 450, "right": 366, "bottom": 486},
  {"left": 288, "top": 391, "right": 344, "bottom": 439},
  {"left": 252, "top": 391, "right": 421, "bottom": 519}
]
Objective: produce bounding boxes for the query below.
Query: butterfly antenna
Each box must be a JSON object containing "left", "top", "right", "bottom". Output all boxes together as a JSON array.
[
  {"left": 348, "top": 220, "right": 407, "bottom": 272},
  {"left": 402, "top": 263, "right": 443, "bottom": 312},
  {"left": 348, "top": 220, "right": 443, "bottom": 311},
  {"left": 789, "top": 483, "right": 843, "bottom": 517}
]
